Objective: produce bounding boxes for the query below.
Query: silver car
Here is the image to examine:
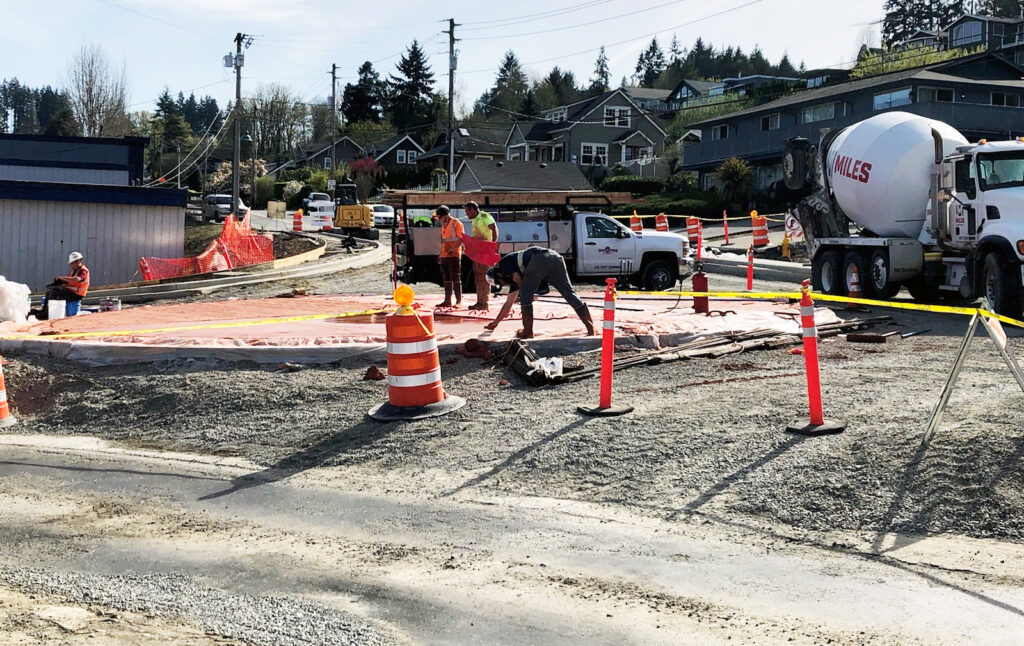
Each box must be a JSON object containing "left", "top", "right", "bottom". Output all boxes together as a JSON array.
[{"left": 372, "top": 204, "right": 395, "bottom": 227}]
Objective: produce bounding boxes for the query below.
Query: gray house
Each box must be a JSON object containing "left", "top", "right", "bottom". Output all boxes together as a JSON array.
[
  {"left": 505, "top": 88, "right": 668, "bottom": 171},
  {"left": 682, "top": 53, "right": 1024, "bottom": 191},
  {"left": 367, "top": 134, "right": 424, "bottom": 170},
  {"left": 454, "top": 159, "right": 592, "bottom": 192},
  {"left": 416, "top": 126, "right": 508, "bottom": 170}
]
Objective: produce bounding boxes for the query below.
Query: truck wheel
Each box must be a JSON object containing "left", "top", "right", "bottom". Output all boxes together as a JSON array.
[
  {"left": 642, "top": 260, "right": 677, "bottom": 291},
  {"left": 842, "top": 252, "right": 875, "bottom": 298},
  {"left": 868, "top": 250, "right": 901, "bottom": 299},
  {"left": 812, "top": 250, "right": 845, "bottom": 295},
  {"left": 982, "top": 252, "right": 1023, "bottom": 318}
]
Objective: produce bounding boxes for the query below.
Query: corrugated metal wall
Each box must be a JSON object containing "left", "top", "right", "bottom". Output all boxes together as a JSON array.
[
  {"left": 0, "top": 199, "right": 183, "bottom": 291},
  {"left": 0, "top": 165, "right": 128, "bottom": 185}
]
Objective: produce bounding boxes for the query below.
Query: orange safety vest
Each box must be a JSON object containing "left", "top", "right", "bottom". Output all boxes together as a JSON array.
[
  {"left": 67, "top": 264, "right": 90, "bottom": 297},
  {"left": 440, "top": 218, "right": 464, "bottom": 258}
]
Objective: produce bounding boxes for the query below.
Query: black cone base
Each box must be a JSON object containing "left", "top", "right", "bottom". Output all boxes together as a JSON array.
[
  {"left": 785, "top": 419, "right": 846, "bottom": 436},
  {"left": 578, "top": 404, "right": 634, "bottom": 417},
  {"left": 368, "top": 395, "right": 466, "bottom": 422}
]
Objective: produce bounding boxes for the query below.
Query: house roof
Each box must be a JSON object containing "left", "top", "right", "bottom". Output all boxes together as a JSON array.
[
  {"left": 527, "top": 88, "right": 669, "bottom": 139},
  {"left": 418, "top": 127, "right": 509, "bottom": 160},
  {"left": 624, "top": 87, "right": 672, "bottom": 101},
  {"left": 947, "top": 13, "right": 1022, "bottom": 28},
  {"left": 370, "top": 134, "right": 424, "bottom": 158},
  {"left": 688, "top": 53, "right": 1024, "bottom": 127},
  {"left": 299, "top": 136, "right": 364, "bottom": 160},
  {"left": 456, "top": 159, "right": 593, "bottom": 192},
  {"left": 611, "top": 129, "right": 655, "bottom": 144}
]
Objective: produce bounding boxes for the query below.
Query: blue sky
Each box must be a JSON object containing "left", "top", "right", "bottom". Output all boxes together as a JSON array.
[{"left": 3, "top": 0, "right": 886, "bottom": 116}]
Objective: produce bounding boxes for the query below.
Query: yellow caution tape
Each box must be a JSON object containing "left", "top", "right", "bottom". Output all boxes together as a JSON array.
[
  {"left": 617, "top": 290, "right": 1024, "bottom": 329},
  {"left": 607, "top": 213, "right": 787, "bottom": 223},
  {"left": 1, "top": 307, "right": 392, "bottom": 341}
]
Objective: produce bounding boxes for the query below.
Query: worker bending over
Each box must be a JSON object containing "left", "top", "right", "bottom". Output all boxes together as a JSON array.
[{"left": 485, "top": 246, "right": 594, "bottom": 339}]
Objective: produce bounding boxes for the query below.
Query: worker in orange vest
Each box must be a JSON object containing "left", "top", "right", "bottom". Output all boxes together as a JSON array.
[
  {"left": 41, "top": 251, "right": 90, "bottom": 318},
  {"left": 436, "top": 205, "right": 464, "bottom": 308}
]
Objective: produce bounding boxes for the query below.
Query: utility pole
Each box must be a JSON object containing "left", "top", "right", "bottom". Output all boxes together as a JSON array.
[
  {"left": 330, "top": 63, "right": 338, "bottom": 201},
  {"left": 447, "top": 18, "right": 459, "bottom": 191},
  {"left": 176, "top": 146, "right": 181, "bottom": 189},
  {"left": 230, "top": 32, "right": 252, "bottom": 217}
]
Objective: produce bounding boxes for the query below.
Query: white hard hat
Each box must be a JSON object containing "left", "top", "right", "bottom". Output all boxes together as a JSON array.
[{"left": 68, "top": 251, "right": 83, "bottom": 263}]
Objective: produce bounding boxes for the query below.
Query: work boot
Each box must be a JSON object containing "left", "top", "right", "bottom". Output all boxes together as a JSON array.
[
  {"left": 454, "top": 282, "right": 463, "bottom": 307},
  {"left": 439, "top": 283, "right": 453, "bottom": 308}
]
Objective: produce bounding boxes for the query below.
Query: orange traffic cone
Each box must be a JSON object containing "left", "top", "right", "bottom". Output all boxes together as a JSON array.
[
  {"left": 0, "top": 357, "right": 17, "bottom": 428},
  {"left": 397, "top": 210, "right": 406, "bottom": 235},
  {"left": 292, "top": 208, "right": 304, "bottom": 232},
  {"left": 655, "top": 213, "right": 669, "bottom": 232},
  {"left": 368, "top": 285, "right": 466, "bottom": 421},
  {"left": 849, "top": 264, "right": 863, "bottom": 298},
  {"left": 630, "top": 211, "right": 643, "bottom": 233}
]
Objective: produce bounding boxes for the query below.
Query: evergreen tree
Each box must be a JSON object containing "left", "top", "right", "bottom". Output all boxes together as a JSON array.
[
  {"left": 154, "top": 88, "right": 191, "bottom": 143},
  {"left": 882, "top": 0, "right": 966, "bottom": 47},
  {"left": 519, "top": 88, "right": 540, "bottom": 118},
  {"left": 979, "top": 0, "right": 1022, "bottom": 17},
  {"left": 480, "top": 51, "right": 528, "bottom": 119},
  {"left": 669, "top": 34, "right": 682, "bottom": 63},
  {"left": 634, "top": 37, "right": 667, "bottom": 87},
  {"left": 534, "top": 67, "right": 580, "bottom": 109},
  {"left": 776, "top": 54, "right": 798, "bottom": 77},
  {"left": 343, "top": 61, "right": 385, "bottom": 125},
  {"left": 589, "top": 46, "right": 610, "bottom": 94},
  {"left": 748, "top": 46, "right": 773, "bottom": 75},
  {"left": 387, "top": 40, "right": 436, "bottom": 131}
]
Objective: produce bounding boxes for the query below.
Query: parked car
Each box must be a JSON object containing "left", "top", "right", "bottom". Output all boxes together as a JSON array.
[
  {"left": 372, "top": 204, "right": 395, "bottom": 228},
  {"left": 202, "top": 194, "right": 248, "bottom": 222},
  {"left": 302, "top": 192, "right": 331, "bottom": 211}
]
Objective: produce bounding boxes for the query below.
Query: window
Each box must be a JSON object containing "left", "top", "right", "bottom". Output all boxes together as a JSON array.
[
  {"left": 978, "top": 151, "right": 1024, "bottom": 191},
  {"left": 624, "top": 145, "right": 652, "bottom": 162},
  {"left": 396, "top": 150, "right": 406, "bottom": 164},
  {"left": 323, "top": 156, "right": 331, "bottom": 169},
  {"left": 580, "top": 143, "right": 608, "bottom": 165},
  {"left": 992, "top": 92, "right": 1021, "bottom": 107},
  {"left": 873, "top": 88, "right": 912, "bottom": 111},
  {"left": 407, "top": 150, "right": 417, "bottom": 164},
  {"left": 585, "top": 216, "right": 625, "bottom": 239},
  {"left": 603, "top": 106, "right": 630, "bottom": 127},
  {"left": 954, "top": 158, "right": 977, "bottom": 200},
  {"left": 951, "top": 21, "right": 982, "bottom": 47},
  {"left": 806, "top": 76, "right": 828, "bottom": 89},
  {"left": 760, "top": 113, "right": 780, "bottom": 131},
  {"left": 711, "top": 124, "right": 729, "bottom": 140},
  {"left": 919, "top": 87, "right": 954, "bottom": 103},
  {"left": 547, "top": 108, "right": 567, "bottom": 122},
  {"left": 802, "top": 102, "right": 836, "bottom": 123}
]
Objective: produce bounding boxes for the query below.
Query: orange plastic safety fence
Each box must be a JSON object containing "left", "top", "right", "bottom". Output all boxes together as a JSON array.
[{"left": 139, "top": 215, "right": 274, "bottom": 281}]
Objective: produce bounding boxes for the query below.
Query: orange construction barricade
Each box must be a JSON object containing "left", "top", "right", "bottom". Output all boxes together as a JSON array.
[
  {"left": 751, "top": 211, "right": 769, "bottom": 248},
  {"left": 630, "top": 211, "right": 643, "bottom": 233},
  {"left": 686, "top": 217, "right": 701, "bottom": 245},
  {"left": 293, "top": 208, "right": 304, "bottom": 232},
  {"left": 0, "top": 357, "right": 17, "bottom": 428},
  {"left": 397, "top": 210, "right": 406, "bottom": 235},
  {"left": 655, "top": 213, "right": 669, "bottom": 232},
  {"left": 369, "top": 285, "right": 466, "bottom": 421}
]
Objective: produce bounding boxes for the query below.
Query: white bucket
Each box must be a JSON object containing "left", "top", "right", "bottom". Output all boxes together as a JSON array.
[{"left": 47, "top": 299, "right": 66, "bottom": 320}]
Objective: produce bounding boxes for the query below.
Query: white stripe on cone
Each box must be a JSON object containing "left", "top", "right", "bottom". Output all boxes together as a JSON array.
[
  {"left": 386, "top": 338, "right": 438, "bottom": 355},
  {"left": 387, "top": 368, "right": 442, "bottom": 388}
]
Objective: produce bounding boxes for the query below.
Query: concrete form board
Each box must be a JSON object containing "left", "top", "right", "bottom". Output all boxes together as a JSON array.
[{"left": 0, "top": 198, "right": 183, "bottom": 290}]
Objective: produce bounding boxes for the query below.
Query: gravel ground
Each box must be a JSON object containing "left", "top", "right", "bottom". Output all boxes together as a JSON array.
[
  {"left": 5, "top": 264, "right": 1024, "bottom": 542},
  {"left": 0, "top": 568, "right": 401, "bottom": 646}
]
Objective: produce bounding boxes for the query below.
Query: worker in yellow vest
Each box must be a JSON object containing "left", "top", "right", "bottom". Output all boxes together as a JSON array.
[{"left": 465, "top": 200, "right": 498, "bottom": 311}]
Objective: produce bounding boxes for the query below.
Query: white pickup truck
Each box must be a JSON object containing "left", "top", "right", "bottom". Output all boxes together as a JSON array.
[{"left": 398, "top": 209, "right": 690, "bottom": 291}]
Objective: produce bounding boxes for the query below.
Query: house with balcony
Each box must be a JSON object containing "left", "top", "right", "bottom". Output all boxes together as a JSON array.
[
  {"left": 667, "top": 79, "right": 719, "bottom": 110},
  {"left": 946, "top": 14, "right": 1024, "bottom": 60},
  {"left": 681, "top": 52, "right": 1024, "bottom": 191},
  {"left": 504, "top": 88, "right": 668, "bottom": 172}
]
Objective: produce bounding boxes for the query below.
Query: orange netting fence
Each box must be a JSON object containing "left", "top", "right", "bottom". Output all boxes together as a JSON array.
[{"left": 139, "top": 213, "right": 274, "bottom": 281}]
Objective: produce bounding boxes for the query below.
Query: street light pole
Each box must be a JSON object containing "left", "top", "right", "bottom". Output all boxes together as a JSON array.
[{"left": 232, "top": 33, "right": 242, "bottom": 218}]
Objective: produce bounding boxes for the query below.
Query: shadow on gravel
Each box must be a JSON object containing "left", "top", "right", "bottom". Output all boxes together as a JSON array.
[
  {"left": 197, "top": 420, "right": 394, "bottom": 501},
  {"left": 440, "top": 418, "right": 594, "bottom": 498},
  {"left": 0, "top": 460, "right": 224, "bottom": 483},
  {"left": 669, "top": 435, "right": 807, "bottom": 520}
]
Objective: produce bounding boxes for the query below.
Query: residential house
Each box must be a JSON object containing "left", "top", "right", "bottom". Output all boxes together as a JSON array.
[
  {"left": 682, "top": 52, "right": 1024, "bottom": 191},
  {"left": 366, "top": 134, "right": 424, "bottom": 170},
  {"left": 624, "top": 87, "right": 671, "bottom": 113},
  {"left": 505, "top": 88, "right": 668, "bottom": 175},
  {"left": 667, "top": 79, "right": 719, "bottom": 110},
  {"left": 946, "top": 14, "right": 1023, "bottom": 59},
  {"left": 416, "top": 126, "right": 508, "bottom": 171},
  {"left": 454, "top": 159, "right": 593, "bottom": 192},
  {"left": 269, "top": 135, "right": 364, "bottom": 177},
  {"left": 896, "top": 29, "right": 945, "bottom": 51}
]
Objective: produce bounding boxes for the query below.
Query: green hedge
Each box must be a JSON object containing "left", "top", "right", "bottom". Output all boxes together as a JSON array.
[{"left": 601, "top": 174, "right": 665, "bottom": 195}]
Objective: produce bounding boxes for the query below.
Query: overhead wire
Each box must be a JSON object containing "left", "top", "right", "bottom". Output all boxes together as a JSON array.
[
  {"left": 144, "top": 110, "right": 234, "bottom": 186},
  {"left": 143, "top": 108, "right": 225, "bottom": 184},
  {"left": 461, "top": 0, "right": 613, "bottom": 29},
  {"left": 462, "top": 0, "right": 695, "bottom": 40}
]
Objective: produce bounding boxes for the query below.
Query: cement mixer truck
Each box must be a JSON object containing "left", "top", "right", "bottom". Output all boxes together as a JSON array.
[{"left": 777, "top": 111, "right": 1024, "bottom": 317}]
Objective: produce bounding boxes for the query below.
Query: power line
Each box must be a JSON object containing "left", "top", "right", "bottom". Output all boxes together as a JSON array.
[
  {"left": 461, "top": 0, "right": 613, "bottom": 30},
  {"left": 463, "top": 0, "right": 695, "bottom": 40}
]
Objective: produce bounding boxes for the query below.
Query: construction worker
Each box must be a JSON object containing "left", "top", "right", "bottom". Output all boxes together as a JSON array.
[
  {"left": 436, "top": 205, "right": 464, "bottom": 308},
  {"left": 465, "top": 200, "right": 498, "bottom": 311},
  {"left": 485, "top": 246, "right": 594, "bottom": 339},
  {"left": 40, "top": 251, "right": 90, "bottom": 318}
]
